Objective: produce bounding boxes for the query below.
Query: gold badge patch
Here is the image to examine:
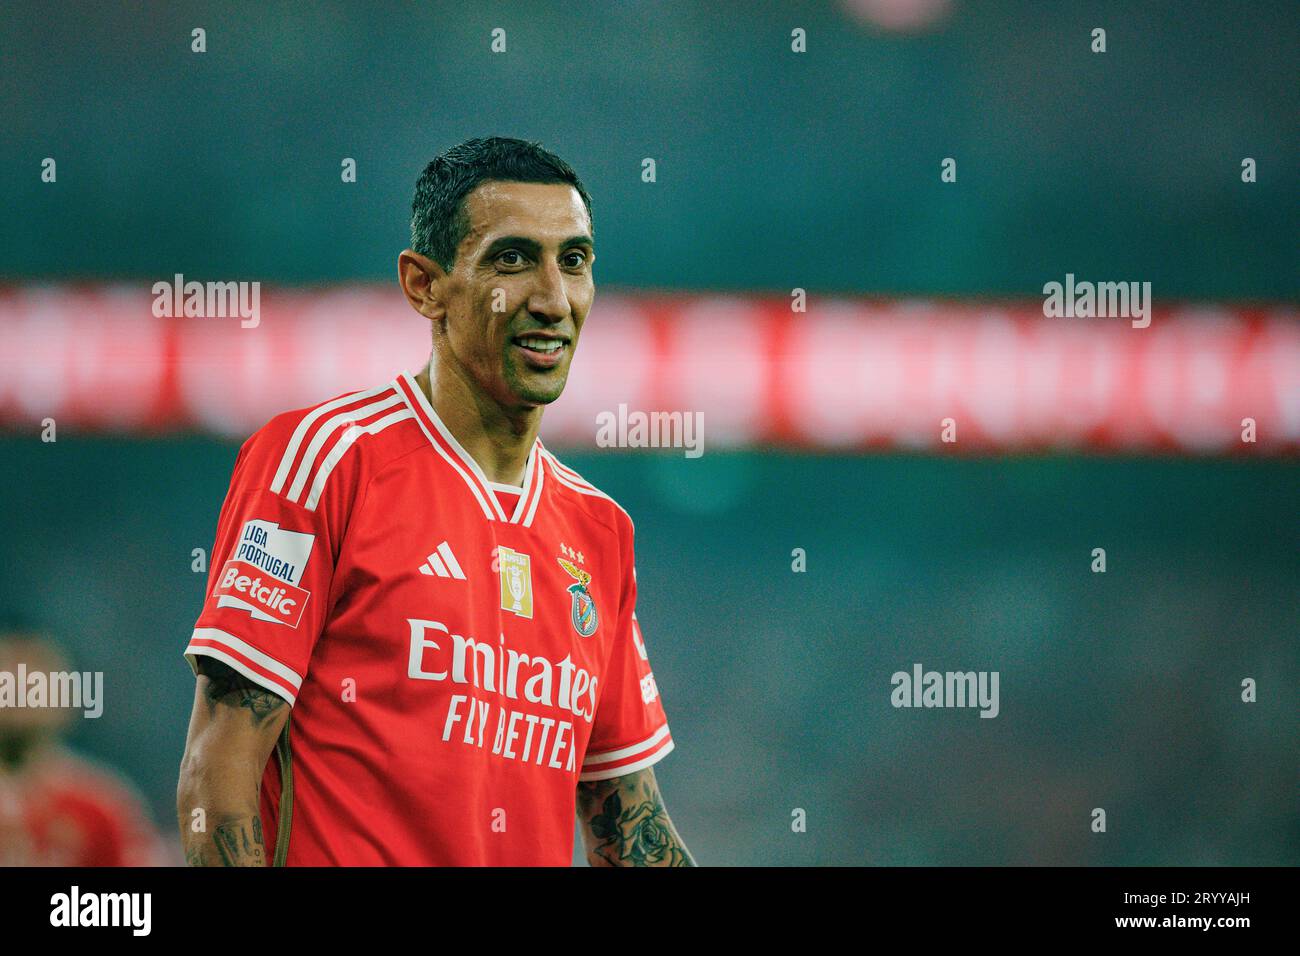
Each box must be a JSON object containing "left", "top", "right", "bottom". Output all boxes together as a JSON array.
[{"left": 498, "top": 547, "right": 533, "bottom": 618}]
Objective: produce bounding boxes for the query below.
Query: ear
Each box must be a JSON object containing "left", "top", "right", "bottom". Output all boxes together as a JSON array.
[{"left": 398, "top": 249, "right": 448, "bottom": 323}]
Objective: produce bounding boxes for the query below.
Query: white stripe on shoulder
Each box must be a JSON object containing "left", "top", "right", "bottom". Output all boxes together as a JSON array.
[
  {"left": 541, "top": 449, "right": 632, "bottom": 526},
  {"left": 271, "top": 384, "right": 396, "bottom": 495},
  {"left": 543, "top": 449, "right": 595, "bottom": 487},
  {"left": 287, "top": 392, "right": 403, "bottom": 502},
  {"left": 303, "top": 407, "right": 414, "bottom": 510}
]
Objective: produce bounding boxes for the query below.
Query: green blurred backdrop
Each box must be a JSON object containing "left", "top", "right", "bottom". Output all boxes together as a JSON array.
[{"left": 0, "top": 1, "right": 1295, "bottom": 864}]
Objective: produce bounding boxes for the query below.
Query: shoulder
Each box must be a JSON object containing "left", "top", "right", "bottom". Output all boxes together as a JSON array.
[
  {"left": 235, "top": 380, "right": 425, "bottom": 510},
  {"left": 538, "top": 443, "right": 635, "bottom": 544}
]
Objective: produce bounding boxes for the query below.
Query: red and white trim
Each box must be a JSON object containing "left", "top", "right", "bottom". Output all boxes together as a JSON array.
[
  {"left": 397, "top": 373, "right": 501, "bottom": 521},
  {"left": 283, "top": 394, "right": 402, "bottom": 502},
  {"left": 579, "top": 724, "right": 674, "bottom": 781},
  {"left": 396, "top": 371, "right": 546, "bottom": 526},
  {"left": 271, "top": 384, "right": 391, "bottom": 494},
  {"left": 302, "top": 406, "right": 413, "bottom": 510},
  {"left": 514, "top": 441, "right": 545, "bottom": 528},
  {"left": 539, "top": 445, "right": 633, "bottom": 528},
  {"left": 184, "top": 627, "right": 304, "bottom": 706},
  {"left": 271, "top": 384, "right": 412, "bottom": 512}
]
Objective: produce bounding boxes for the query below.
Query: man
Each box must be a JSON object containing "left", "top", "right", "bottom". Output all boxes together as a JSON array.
[{"left": 177, "top": 137, "right": 693, "bottom": 867}]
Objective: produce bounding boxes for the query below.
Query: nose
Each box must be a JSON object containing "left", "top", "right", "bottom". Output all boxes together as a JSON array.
[{"left": 526, "top": 259, "right": 570, "bottom": 324}]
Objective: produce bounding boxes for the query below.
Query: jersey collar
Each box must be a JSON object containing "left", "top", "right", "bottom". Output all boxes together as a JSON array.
[{"left": 395, "top": 371, "right": 545, "bottom": 526}]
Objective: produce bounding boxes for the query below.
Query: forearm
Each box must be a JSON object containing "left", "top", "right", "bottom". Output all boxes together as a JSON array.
[
  {"left": 586, "top": 822, "right": 693, "bottom": 868},
  {"left": 177, "top": 660, "right": 288, "bottom": 867},
  {"left": 177, "top": 748, "right": 270, "bottom": 866},
  {"left": 577, "top": 768, "right": 695, "bottom": 867}
]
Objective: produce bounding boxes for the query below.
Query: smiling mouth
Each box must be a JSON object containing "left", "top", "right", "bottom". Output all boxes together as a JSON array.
[
  {"left": 511, "top": 333, "right": 571, "bottom": 368},
  {"left": 514, "top": 335, "right": 567, "bottom": 354}
]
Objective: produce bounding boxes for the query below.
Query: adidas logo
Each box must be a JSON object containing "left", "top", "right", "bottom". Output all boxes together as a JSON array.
[{"left": 418, "top": 541, "right": 466, "bottom": 580}]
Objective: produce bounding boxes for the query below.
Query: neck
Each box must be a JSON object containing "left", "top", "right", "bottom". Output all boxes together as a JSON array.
[{"left": 416, "top": 361, "right": 540, "bottom": 486}]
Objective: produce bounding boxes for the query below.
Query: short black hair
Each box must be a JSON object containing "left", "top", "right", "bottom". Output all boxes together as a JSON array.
[{"left": 410, "top": 137, "right": 593, "bottom": 272}]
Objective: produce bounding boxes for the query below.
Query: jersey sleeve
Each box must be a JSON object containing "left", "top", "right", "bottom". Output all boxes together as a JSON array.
[
  {"left": 580, "top": 521, "right": 673, "bottom": 782},
  {"left": 184, "top": 413, "right": 352, "bottom": 706}
]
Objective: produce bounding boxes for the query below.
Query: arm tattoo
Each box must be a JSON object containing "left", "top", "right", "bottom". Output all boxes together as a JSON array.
[
  {"left": 198, "top": 658, "right": 287, "bottom": 727},
  {"left": 577, "top": 769, "right": 696, "bottom": 867},
  {"left": 212, "top": 816, "right": 266, "bottom": 867}
]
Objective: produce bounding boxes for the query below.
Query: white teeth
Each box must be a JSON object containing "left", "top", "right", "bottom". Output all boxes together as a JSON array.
[{"left": 518, "top": 337, "right": 563, "bottom": 353}]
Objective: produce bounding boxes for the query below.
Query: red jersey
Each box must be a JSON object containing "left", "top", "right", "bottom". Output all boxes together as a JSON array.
[
  {"left": 184, "top": 372, "right": 673, "bottom": 866},
  {"left": 0, "top": 748, "right": 164, "bottom": 867}
]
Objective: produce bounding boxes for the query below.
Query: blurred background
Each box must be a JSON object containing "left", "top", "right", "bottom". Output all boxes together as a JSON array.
[{"left": 0, "top": 1, "right": 1296, "bottom": 865}]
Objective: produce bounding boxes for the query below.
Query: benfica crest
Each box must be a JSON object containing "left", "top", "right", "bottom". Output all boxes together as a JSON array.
[{"left": 557, "top": 557, "right": 599, "bottom": 637}]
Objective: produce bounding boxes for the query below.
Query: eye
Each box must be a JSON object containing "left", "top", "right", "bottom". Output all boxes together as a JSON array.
[
  {"left": 562, "top": 251, "right": 588, "bottom": 269},
  {"left": 496, "top": 250, "right": 527, "bottom": 269}
]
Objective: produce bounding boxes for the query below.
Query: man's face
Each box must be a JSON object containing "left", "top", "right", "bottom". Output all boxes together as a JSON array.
[{"left": 437, "top": 181, "right": 595, "bottom": 409}]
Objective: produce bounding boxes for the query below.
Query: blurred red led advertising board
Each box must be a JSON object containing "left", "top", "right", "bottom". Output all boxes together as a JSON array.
[{"left": 0, "top": 285, "right": 1295, "bottom": 454}]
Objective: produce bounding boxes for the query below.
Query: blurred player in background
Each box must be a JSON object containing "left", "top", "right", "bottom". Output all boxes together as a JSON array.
[
  {"left": 0, "top": 629, "right": 165, "bottom": 866},
  {"left": 177, "top": 137, "right": 694, "bottom": 866}
]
